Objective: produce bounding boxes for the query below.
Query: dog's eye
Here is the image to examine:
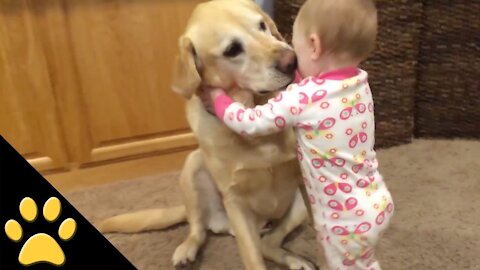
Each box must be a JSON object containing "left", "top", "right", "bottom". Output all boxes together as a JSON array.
[
  {"left": 259, "top": 21, "right": 267, "bottom": 31},
  {"left": 223, "top": 41, "right": 244, "bottom": 58}
]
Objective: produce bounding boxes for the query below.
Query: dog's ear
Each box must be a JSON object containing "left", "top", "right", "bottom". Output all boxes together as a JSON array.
[{"left": 171, "top": 36, "right": 201, "bottom": 99}]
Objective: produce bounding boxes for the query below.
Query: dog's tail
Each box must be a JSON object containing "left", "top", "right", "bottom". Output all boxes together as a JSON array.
[{"left": 96, "top": 205, "right": 187, "bottom": 233}]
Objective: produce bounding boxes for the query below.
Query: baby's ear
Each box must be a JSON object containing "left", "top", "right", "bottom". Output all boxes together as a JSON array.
[{"left": 309, "top": 33, "right": 322, "bottom": 60}]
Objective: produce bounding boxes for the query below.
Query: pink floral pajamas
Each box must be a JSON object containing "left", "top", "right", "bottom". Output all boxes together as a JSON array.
[{"left": 213, "top": 67, "right": 394, "bottom": 270}]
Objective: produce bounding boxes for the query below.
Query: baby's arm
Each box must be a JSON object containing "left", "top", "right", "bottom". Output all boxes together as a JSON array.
[{"left": 211, "top": 86, "right": 301, "bottom": 137}]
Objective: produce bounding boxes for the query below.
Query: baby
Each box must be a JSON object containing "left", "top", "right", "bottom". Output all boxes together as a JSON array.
[{"left": 205, "top": 0, "right": 394, "bottom": 269}]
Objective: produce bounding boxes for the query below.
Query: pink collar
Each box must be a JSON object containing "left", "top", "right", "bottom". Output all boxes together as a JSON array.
[
  {"left": 317, "top": 67, "right": 359, "bottom": 80},
  {"left": 294, "top": 67, "right": 360, "bottom": 83}
]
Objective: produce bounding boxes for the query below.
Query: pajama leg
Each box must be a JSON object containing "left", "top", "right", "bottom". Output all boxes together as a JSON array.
[{"left": 316, "top": 226, "right": 383, "bottom": 270}]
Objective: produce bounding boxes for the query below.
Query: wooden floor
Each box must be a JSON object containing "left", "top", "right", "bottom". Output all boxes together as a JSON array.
[{"left": 44, "top": 149, "right": 193, "bottom": 193}]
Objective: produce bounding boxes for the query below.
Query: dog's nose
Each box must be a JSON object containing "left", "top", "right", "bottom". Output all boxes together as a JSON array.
[{"left": 275, "top": 50, "right": 297, "bottom": 75}]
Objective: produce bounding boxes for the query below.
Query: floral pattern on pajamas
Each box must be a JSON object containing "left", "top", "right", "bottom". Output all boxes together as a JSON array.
[{"left": 213, "top": 67, "right": 394, "bottom": 270}]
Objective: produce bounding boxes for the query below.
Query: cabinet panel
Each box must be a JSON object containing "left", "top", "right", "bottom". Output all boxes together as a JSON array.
[
  {"left": 0, "top": 0, "right": 67, "bottom": 171},
  {"left": 34, "top": 0, "right": 201, "bottom": 166},
  {"left": 64, "top": 0, "right": 200, "bottom": 151}
]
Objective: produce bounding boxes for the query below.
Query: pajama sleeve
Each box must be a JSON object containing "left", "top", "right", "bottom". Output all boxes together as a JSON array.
[{"left": 213, "top": 85, "right": 301, "bottom": 136}]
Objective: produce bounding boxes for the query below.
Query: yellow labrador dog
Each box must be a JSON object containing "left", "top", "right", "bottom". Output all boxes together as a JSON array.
[{"left": 98, "top": 1, "right": 315, "bottom": 269}]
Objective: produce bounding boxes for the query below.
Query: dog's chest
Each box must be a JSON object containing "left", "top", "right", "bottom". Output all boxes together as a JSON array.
[
  {"left": 232, "top": 160, "right": 300, "bottom": 219},
  {"left": 205, "top": 118, "right": 296, "bottom": 163}
]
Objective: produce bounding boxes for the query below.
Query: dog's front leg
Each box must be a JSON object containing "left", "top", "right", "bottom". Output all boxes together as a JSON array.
[
  {"left": 223, "top": 197, "right": 266, "bottom": 270},
  {"left": 261, "top": 190, "right": 317, "bottom": 270},
  {"left": 172, "top": 150, "right": 208, "bottom": 268}
]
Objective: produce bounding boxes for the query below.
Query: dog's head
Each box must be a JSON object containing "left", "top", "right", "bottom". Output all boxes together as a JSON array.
[{"left": 171, "top": 0, "right": 297, "bottom": 100}]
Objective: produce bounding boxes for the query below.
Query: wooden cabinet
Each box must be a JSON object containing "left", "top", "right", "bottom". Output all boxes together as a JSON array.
[
  {"left": 0, "top": 0, "right": 202, "bottom": 188},
  {"left": 0, "top": 0, "right": 68, "bottom": 171}
]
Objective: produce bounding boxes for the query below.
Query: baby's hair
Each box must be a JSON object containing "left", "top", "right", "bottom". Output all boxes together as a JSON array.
[{"left": 297, "top": 0, "right": 378, "bottom": 61}]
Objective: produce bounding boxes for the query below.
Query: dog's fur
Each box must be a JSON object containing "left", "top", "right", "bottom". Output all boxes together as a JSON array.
[{"left": 97, "top": 1, "right": 315, "bottom": 269}]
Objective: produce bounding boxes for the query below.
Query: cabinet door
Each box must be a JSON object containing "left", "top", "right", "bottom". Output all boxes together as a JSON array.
[
  {"left": 0, "top": 0, "right": 68, "bottom": 172},
  {"left": 38, "top": 0, "right": 202, "bottom": 166}
]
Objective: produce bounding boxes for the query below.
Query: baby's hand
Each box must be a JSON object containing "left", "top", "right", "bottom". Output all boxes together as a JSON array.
[
  {"left": 230, "top": 89, "right": 253, "bottom": 106},
  {"left": 294, "top": 70, "right": 303, "bottom": 83},
  {"left": 209, "top": 88, "right": 225, "bottom": 100},
  {"left": 201, "top": 87, "right": 225, "bottom": 114}
]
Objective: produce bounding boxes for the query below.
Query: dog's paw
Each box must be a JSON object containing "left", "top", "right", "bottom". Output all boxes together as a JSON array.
[
  {"left": 261, "top": 233, "right": 283, "bottom": 248},
  {"left": 286, "top": 256, "right": 317, "bottom": 270},
  {"left": 174, "top": 261, "right": 193, "bottom": 270},
  {"left": 172, "top": 241, "right": 199, "bottom": 268},
  {"left": 207, "top": 212, "right": 230, "bottom": 235}
]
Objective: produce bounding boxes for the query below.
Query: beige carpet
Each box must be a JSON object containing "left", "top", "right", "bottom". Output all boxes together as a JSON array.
[{"left": 64, "top": 139, "right": 480, "bottom": 270}]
